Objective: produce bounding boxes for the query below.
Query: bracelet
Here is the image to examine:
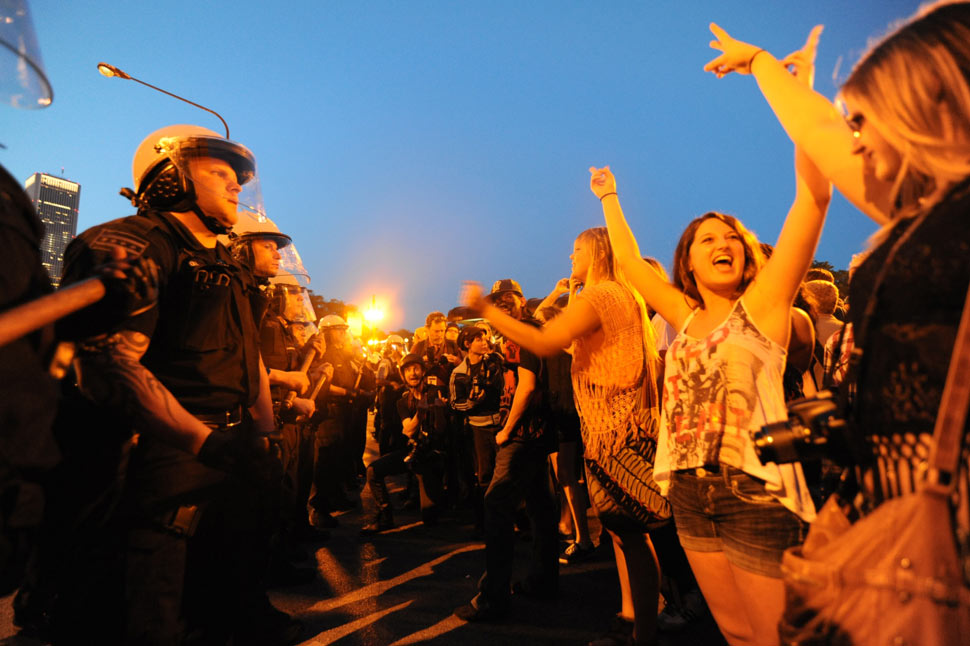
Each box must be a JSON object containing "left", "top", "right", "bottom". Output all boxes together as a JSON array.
[
  {"left": 599, "top": 192, "right": 618, "bottom": 201},
  {"left": 747, "top": 48, "right": 767, "bottom": 71}
]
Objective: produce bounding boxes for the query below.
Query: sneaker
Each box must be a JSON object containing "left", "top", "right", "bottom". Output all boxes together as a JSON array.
[
  {"left": 559, "top": 541, "right": 596, "bottom": 564},
  {"left": 453, "top": 593, "right": 509, "bottom": 622},
  {"left": 657, "top": 588, "right": 711, "bottom": 633},
  {"left": 588, "top": 614, "right": 634, "bottom": 646}
]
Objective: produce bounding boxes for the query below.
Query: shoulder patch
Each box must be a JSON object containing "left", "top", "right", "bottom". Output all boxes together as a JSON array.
[{"left": 88, "top": 228, "right": 150, "bottom": 257}]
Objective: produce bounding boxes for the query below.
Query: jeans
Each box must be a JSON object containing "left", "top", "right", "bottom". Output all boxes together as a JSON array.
[{"left": 481, "top": 439, "right": 558, "bottom": 606}]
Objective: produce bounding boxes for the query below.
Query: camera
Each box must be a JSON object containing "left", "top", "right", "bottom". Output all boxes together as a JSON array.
[{"left": 753, "top": 391, "right": 857, "bottom": 466}]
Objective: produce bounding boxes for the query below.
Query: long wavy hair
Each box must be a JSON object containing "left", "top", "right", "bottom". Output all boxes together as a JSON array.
[
  {"left": 575, "top": 226, "right": 660, "bottom": 408},
  {"left": 840, "top": 1, "right": 970, "bottom": 218},
  {"left": 671, "top": 212, "right": 765, "bottom": 308}
]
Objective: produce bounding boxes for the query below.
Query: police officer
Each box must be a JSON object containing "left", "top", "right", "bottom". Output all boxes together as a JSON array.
[
  {"left": 232, "top": 231, "right": 327, "bottom": 562},
  {"left": 308, "top": 314, "right": 361, "bottom": 528},
  {"left": 56, "top": 125, "right": 301, "bottom": 645}
]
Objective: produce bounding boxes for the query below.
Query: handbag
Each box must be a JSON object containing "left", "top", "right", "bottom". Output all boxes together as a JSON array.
[
  {"left": 777, "top": 278, "right": 970, "bottom": 645},
  {"left": 585, "top": 412, "right": 672, "bottom": 533}
]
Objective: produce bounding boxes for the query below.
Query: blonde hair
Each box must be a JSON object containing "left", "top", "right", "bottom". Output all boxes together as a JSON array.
[
  {"left": 841, "top": 1, "right": 970, "bottom": 218},
  {"left": 576, "top": 227, "right": 660, "bottom": 408}
]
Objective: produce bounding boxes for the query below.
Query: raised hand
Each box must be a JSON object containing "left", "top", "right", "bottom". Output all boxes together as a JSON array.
[
  {"left": 781, "top": 25, "right": 823, "bottom": 88},
  {"left": 460, "top": 281, "right": 487, "bottom": 315},
  {"left": 704, "top": 22, "right": 765, "bottom": 78},
  {"left": 589, "top": 166, "right": 616, "bottom": 199}
]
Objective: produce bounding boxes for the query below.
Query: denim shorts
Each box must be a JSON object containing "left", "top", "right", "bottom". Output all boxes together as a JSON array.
[{"left": 667, "top": 466, "right": 807, "bottom": 578}]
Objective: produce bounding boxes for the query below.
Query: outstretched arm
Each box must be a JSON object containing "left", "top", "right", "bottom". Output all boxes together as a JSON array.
[
  {"left": 459, "top": 282, "right": 599, "bottom": 357},
  {"left": 705, "top": 23, "right": 891, "bottom": 224},
  {"left": 590, "top": 167, "right": 692, "bottom": 329}
]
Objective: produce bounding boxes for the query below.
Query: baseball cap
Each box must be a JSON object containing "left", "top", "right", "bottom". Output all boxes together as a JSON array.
[{"left": 485, "top": 278, "right": 524, "bottom": 303}]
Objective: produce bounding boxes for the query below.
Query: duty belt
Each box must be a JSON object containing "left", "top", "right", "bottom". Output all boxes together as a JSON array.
[{"left": 194, "top": 406, "right": 244, "bottom": 429}]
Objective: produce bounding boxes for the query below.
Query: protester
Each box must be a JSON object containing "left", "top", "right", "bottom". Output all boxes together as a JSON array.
[
  {"left": 461, "top": 250, "right": 668, "bottom": 644},
  {"left": 706, "top": 0, "right": 970, "bottom": 572},
  {"left": 450, "top": 324, "right": 506, "bottom": 533},
  {"left": 454, "top": 278, "right": 558, "bottom": 623},
  {"left": 589, "top": 27, "right": 831, "bottom": 639}
]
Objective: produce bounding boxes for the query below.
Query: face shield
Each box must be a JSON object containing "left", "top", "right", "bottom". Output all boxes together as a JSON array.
[
  {"left": 232, "top": 211, "right": 310, "bottom": 285},
  {"left": 0, "top": 0, "right": 51, "bottom": 109},
  {"left": 154, "top": 133, "right": 266, "bottom": 225},
  {"left": 276, "top": 283, "right": 319, "bottom": 335}
]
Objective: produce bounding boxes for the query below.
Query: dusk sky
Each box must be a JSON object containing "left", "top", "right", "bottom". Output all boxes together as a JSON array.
[{"left": 4, "top": 0, "right": 919, "bottom": 331}]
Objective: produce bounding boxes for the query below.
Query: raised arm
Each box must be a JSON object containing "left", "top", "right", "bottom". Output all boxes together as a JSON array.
[
  {"left": 731, "top": 28, "right": 833, "bottom": 345},
  {"left": 459, "top": 281, "right": 599, "bottom": 357},
  {"left": 590, "top": 167, "right": 693, "bottom": 329},
  {"left": 704, "top": 23, "right": 892, "bottom": 224}
]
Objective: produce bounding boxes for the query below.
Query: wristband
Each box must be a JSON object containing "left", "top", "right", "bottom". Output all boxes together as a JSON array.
[
  {"left": 599, "top": 192, "right": 618, "bottom": 201},
  {"left": 747, "top": 48, "right": 767, "bottom": 71}
]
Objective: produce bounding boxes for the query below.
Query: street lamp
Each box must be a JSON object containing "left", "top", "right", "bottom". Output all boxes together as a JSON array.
[
  {"left": 97, "top": 61, "right": 230, "bottom": 138},
  {"left": 363, "top": 295, "right": 384, "bottom": 325}
]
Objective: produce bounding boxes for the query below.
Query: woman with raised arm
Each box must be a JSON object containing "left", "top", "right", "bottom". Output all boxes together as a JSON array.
[
  {"left": 706, "top": 0, "right": 970, "bottom": 592},
  {"left": 587, "top": 42, "right": 831, "bottom": 646},
  {"left": 461, "top": 228, "right": 669, "bottom": 645}
]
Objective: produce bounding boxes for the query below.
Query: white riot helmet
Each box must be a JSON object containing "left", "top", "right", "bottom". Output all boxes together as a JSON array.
[
  {"left": 317, "top": 314, "right": 349, "bottom": 331},
  {"left": 126, "top": 124, "right": 265, "bottom": 234}
]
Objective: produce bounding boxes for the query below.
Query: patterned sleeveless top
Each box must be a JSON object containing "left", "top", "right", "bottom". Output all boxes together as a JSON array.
[
  {"left": 656, "top": 299, "right": 816, "bottom": 521},
  {"left": 571, "top": 281, "right": 649, "bottom": 464}
]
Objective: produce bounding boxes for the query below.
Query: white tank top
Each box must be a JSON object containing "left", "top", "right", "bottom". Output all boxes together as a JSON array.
[{"left": 656, "top": 298, "right": 816, "bottom": 521}]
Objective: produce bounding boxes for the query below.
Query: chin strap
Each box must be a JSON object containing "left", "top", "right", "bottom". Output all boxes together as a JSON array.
[{"left": 192, "top": 205, "right": 233, "bottom": 235}]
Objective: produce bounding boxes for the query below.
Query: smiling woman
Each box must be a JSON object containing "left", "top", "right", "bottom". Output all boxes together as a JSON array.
[{"left": 587, "top": 30, "right": 833, "bottom": 640}]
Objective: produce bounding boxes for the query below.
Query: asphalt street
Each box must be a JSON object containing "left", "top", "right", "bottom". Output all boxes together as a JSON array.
[{"left": 0, "top": 418, "right": 727, "bottom": 646}]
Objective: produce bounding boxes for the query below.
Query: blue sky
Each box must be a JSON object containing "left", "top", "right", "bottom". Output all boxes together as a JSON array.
[{"left": 4, "top": 0, "right": 919, "bottom": 330}]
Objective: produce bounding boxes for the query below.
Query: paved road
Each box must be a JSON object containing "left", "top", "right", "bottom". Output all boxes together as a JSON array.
[{"left": 0, "top": 422, "right": 727, "bottom": 646}]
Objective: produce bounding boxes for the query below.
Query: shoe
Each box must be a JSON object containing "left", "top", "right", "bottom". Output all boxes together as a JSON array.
[
  {"left": 234, "top": 600, "right": 305, "bottom": 646},
  {"left": 511, "top": 579, "right": 558, "bottom": 600},
  {"left": 559, "top": 540, "right": 596, "bottom": 565},
  {"left": 588, "top": 614, "right": 634, "bottom": 646},
  {"left": 657, "top": 588, "right": 712, "bottom": 633},
  {"left": 453, "top": 593, "right": 509, "bottom": 622},
  {"left": 308, "top": 508, "right": 339, "bottom": 529},
  {"left": 293, "top": 523, "right": 331, "bottom": 543},
  {"left": 360, "top": 509, "right": 395, "bottom": 536}
]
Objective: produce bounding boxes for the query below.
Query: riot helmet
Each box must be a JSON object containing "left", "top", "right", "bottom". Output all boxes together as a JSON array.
[
  {"left": 227, "top": 211, "right": 309, "bottom": 284},
  {"left": 127, "top": 124, "right": 265, "bottom": 235}
]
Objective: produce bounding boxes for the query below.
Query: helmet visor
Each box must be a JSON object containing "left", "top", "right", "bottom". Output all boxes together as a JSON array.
[
  {"left": 158, "top": 134, "right": 266, "bottom": 225},
  {"left": 0, "top": 0, "right": 52, "bottom": 108}
]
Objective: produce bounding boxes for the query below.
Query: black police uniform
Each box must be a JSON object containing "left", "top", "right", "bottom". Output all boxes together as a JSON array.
[
  {"left": 59, "top": 209, "right": 275, "bottom": 645},
  {"left": 310, "top": 343, "right": 360, "bottom": 514},
  {"left": 259, "top": 311, "right": 315, "bottom": 537}
]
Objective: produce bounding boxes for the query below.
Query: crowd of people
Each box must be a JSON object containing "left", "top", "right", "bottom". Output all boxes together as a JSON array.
[{"left": 2, "top": 1, "right": 970, "bottom": 645}]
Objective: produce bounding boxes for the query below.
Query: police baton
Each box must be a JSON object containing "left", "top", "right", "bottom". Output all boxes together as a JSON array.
[
  {"left": 283, "top": 348, "right": 317, "bottom": 408},
  {"left": 0, "top": 277, "right": 106, "bottom": 348}
]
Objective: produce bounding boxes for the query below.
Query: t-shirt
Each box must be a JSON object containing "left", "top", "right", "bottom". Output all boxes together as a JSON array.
[{"left": 498, "top": 317, "right": 547, "bottom": 443}]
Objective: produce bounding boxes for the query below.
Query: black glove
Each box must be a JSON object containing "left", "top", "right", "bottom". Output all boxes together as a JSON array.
[
  {"left": 197, "top": 427, "right": 277, "bottom": 490},
  {"left": 99, "top": 254, "right": 160, "bottom": 320}
]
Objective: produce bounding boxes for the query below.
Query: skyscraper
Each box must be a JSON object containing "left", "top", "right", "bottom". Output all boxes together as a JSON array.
[{"left": 24, "top": 172, "right": 81, "bottom": 287}]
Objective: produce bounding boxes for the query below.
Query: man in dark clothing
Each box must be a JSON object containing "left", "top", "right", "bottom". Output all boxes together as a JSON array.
[
  {"left": 396, "top": 353, "right": 449, "bottom": 525},
  {"left": 450, "top": 325, "right": 506, "bottom": 531},
  {"left": 454, "top": 279, "right": 558, "bottom": 622},
  {"left": 54, "top": 125, "right": 300, "bottom": 645}
]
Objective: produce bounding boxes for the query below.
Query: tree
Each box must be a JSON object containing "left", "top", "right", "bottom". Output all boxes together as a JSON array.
[{"left": 307, "top": 290, "right": 349, "bottom": 320}]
